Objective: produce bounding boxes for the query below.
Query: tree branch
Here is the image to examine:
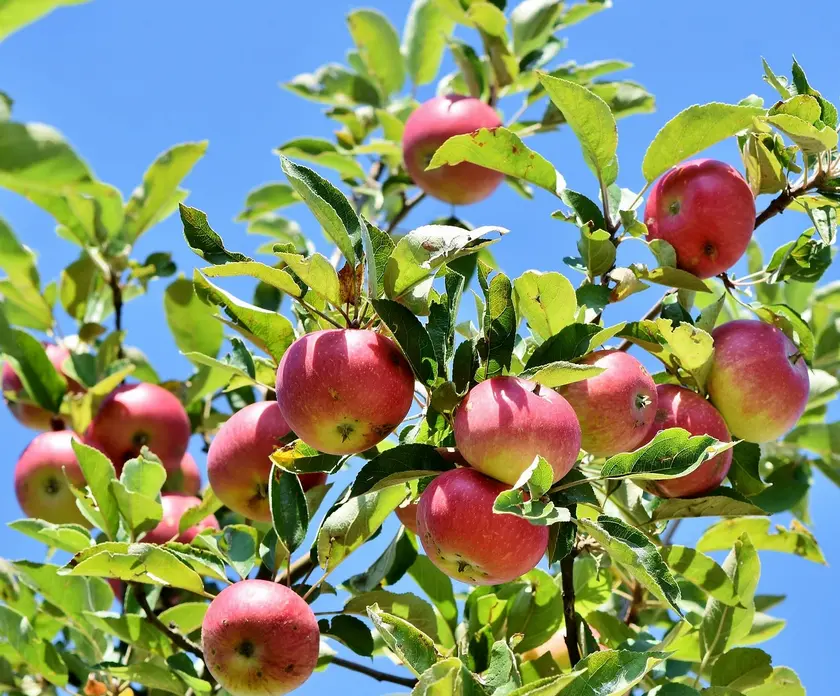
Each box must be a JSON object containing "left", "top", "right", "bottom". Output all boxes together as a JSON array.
[
  {"left": 616, "top": 295, "right": 668, "bottom": 352},
  {"left": 330, "top": 656, "right": 417, "bottom": 688},
  {"left": 386, "top": 192, "right": 426, "bottom": 235},
  {"left": 623, "top": 582, "right": 645, "bottom": 626},
  {"left": 560, "top": 526, "right": 582, "bottom": 667},
  {"left": 276, "top": 553, "right": 317, "bottom": 585},
  {"left": 108, "top": 270, "right": 125, "bottom": 358},
  {"left": 133, "top": 584, "right": 204, "bottom": 658},
  {"left": 661, "top": 519, "right": 682, "bottom": 546}
]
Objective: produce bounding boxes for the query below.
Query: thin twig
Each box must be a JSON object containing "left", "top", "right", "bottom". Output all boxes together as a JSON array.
[
  {"left": 662, "top": 519, "right": 682, "bottom": 546},
  {"left": 330, "top": 656, "right": 417, "bottom": 688},
  {"left": 108, "top": 270, "right": 125, "bottom": 358},
  {"left": 276, "top": 553, "right": 317, "bottom": 585},
  {"left": 753, "top": 169, "right": 826, "bottom": 229},
  {"left": 386, "top": 192, "right": 426, "bottom": 235},
  {"left": 616, "top": 295, "right": 668, "bottom": 352},
  {"left": 560, "top": 542, "right": 582, "bottom": 667},
  {"left": 623, "top": 582, "right": 645, "bottom": 626},
  {"left": 133, "top": 584, "right": 203, "bottom": 658}
]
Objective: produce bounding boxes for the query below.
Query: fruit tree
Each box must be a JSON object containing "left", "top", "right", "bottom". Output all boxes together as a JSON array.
[{"left": 1, "top": 1, "right": 839, "bottom": 695}]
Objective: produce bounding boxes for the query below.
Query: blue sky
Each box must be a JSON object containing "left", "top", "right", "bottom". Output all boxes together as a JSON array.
[{"left": 1, "top": 0, "right": 839, "bottom": 693}]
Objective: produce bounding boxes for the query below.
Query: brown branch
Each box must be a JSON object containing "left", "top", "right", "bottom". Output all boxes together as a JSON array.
[
  {"left": 560, "top": 518, "right": 582, "bottom": 667},
  {"left": 133, "top": 584, "right": 203, "bottom": 658},
  {"left": 108, "top": 270, "right": 124, "bottom": 358},
  {"left": 276, "top": 553, "right": 317, "bottom": 585},
  {"left": 386, "top": 192, "right": 426, "bottom": 235},
  {"left": 330, "top": 657, "right": 417, "bottom": 688},
  {"left": 623, "top": 582, "right": 645, "bottom": 626},
  {"left": 661, "top": 519, "right": 682, "bottom": 546}
]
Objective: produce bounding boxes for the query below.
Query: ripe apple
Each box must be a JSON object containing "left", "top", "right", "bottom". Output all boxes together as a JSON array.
[
  {"left": 417, "top": 467, "right": 549, "bottom": 585},
  {"left": 394, "top": 448, "right": 467, "bottom": 534},
  {"left": 560, "top": 350, "right": 657, "bottom": 457},
  {"left": 202, "top": 579, "right": 320, "bottom": 695},
  {"left": 208, "top": 401, "right": 327, "bottom": 522},
  {"left": 88, "top": 382, "right": 191, "bottom": 470},
  {"left": 403, "top": 94, "right": 504, "bottom": 205},
  {"left": 14, "top": 430, "right": 88, "bottom": 526},
  {"left": 163, "top": 452, "right": 202, "bottom": 495},
  {"left": 641, "top": 385, "right": 732, "bottom": 498},
  {"left": 108, "top": 578, "right": 125, "bottom": 604},
  {"left": 275, "top": 329, "right": 415, "bottom": 456},
  {"left": 645, "top": 159, "right": 755, "bottom": 279},
  {"left": 454, "top": 376, "right": 581, "bottom": 485},
  {"left": 3, "top": 343, "right": 83, "bottom": 431},
  {"left": 707, "top": 320, "right": 809, "bottom": 442},
  {"left": 141, "top": 494, "right": 219, "bottom": 544}
]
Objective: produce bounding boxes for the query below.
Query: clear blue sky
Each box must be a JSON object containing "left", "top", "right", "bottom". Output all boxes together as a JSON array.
[{"left": 1, "top": 1, "right": 838, "bottom": 693}]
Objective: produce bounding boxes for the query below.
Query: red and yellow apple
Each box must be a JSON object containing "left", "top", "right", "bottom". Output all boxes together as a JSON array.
[
  {"left": 641, "top": 385, "right": 732, "bottom": 498},
  {"left": 707, "top": 320, "right": 809, "bottom": 442},
  {"left": 88, "top": 382, "right": 191, "bottom": 470},
  {"left": 14, "top": 430, "right": 88, "bottom": 525},
  {"left": 163, "top": 452, "right": 202, "bottom": 495},
  {"left": 561, "top": 351, "right": 657, "bottom": 457},
  {"left": 403, "top": 95, "right": 504, "bottom": 205},
  {"left": 645, "top": 159, "right": 755, "bottom": 279},
  {"left": 275, "top": 329, "right": 415, "bottom": 455},
  {"left": 417, "top": 467, "right": 548, "bottom": 585},
  {"left": 454, "top": 376, "right": 580, "bottom": 485},
  {"left": 208, "top": 401, "right": 327, "bottom": 522},
  {"left": 141, "top": 494, "right": 219, "bottom": 545},
  {"left": 201, "top": 579, "right": 320, "bottom": 696}
]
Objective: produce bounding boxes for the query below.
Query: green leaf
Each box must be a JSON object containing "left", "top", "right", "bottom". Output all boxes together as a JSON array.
[
  {"left": 0, "top": 605, "right": 67, "bottom": 685},
  {"left": 601, "top": 427, "right": 733, "bottom": 482},
  {"left": 0, "top": 122, "right": 91, "bottom": 192},
  {"left": 577, "top": 228, "right": 616, "bottom": 277},
  {"left": 366, "top": 604, "right": 438, "bottom": 676},
  {"left": 655, "top": 318, "right": 715, "bottom": 389},
  {"left": 766, "top": 113, "right": 838, "bottom": 153},
  {"left": 711, "top": 647, "right": 772, "bottom": 690},
  {"left": 519, "top": 360, "right": 606, "bottom": 388},
  {"left": 284, "top": 64, "right": 381, "bottom": 108},
  {"left": 343, "top": 527, "right": 417, "bottom": 593},
  {"left": 155, "top": 602, "right": 209, "bottom": 636},
  {"left": 271, "top": 440, "right": 343, "bottom": 475},
  {"left": 279, "top": 156, "right": 361, "bottom": 265},
  {"left": 576, "top": 515, "right": 682, "bottom": 615},
  {"left": 179, "top": 488, "right": 223, "bottom": 534},
  {"left": 0, "top": 325, "right": 66, "bottom": 412},
  {"left": 427, "top": 268, "right": 465, "bottom": 375},
  {"left": 414, "top": 657, "right": 487, "bottom": 695},
  {"left": 514, "top": 270, "right": 577, "bottom": 339},
  {"left": 275, "top": 138, "right": 366, "bottom": 181},
  {"left": 385, "top": 223, "right": 507, "bottom": 300},
  {"left": 350, "top": 444, "right": 452, "bottom": 496},
  {"left": 346, "top": 589, "right": 440, "bottom": 641},
  {"left": 746, "top": 667, "right": 804, "bottom": 696},
  {"left": 274, "top": 251, "right": 340, "bottom": 305},
  {"left": 71, "top": 440, "right": 120, "bottom": 540},
  {"left": 96, "top": 662, "right": 197, "bottom": 696},
  {"left": 428, "top": 127, "right": 565, "bottom": 196},
  {"left": 371, "top": 298, "right": 439, "bottom": 386},
  {"left": 408, "top": 554, "right": 458, "bottom": 631},
  {"left": 494, "top": 488, "right": 571, "bottom": 526},
  {"left": 699, "top": 534, "right": 760, "bottom": 663},
  {"left": 642, "top": 103, "right": 765, "bottom": 182},
  {"left": 477, "top": 271, "right": 517, "bottom": 379},
  {"left": 538, "top": 73, "right": 618, "bottom": 185},
  {"left": 0, "top": 217, "right": 52, "bottom": 327},
  {"left": 214, "top": 524, "right": 259, "bottom": 580},
  {"left": 447, "top": 37, "right": 486, "bottom": 99},
  {"left": 360, "top": 218, "right": 394, "bottom": 298},
  {"left": 123, "top": 142, "right": 206, "bottom": 241},
  {"left": 660, "top": 545, "right": 740, "bottom": 607},
  {"left": 507, "top": 569, "right": 564, "bottom": 652},
  {"left": 637, "top": 266, "right": 711, "bottom": 293},
  {"left": 7, "top": 519, "right": 92, "bottom": 554},
  {"left": 193, "top": 269, "right": 295, "bottom": 362},
  {"left": 651, "top": 491, "right": 765, "bottom": 521},
  {"left": 697, "top": 518, "right": 826, "bottom": 565},
  {"left": 506, "top": 673, "right": 581, "bottom": 696},
  {"left": 164, "top": 277, "right": 224, "bottom": 360},
  {"left": 318, "top": 614, "right": 374, "bottom": 657},
  {"left": 511, "top": 0, "right": 565, "bottom": 57},
  {"left": 0, "top": 0, "right": 90, "bottom": 42},
  {"left": 237, "top": 182, "right": 301, "bottom": 221},
  {"left": 317, "top": 485, "right": 406, "bottom": 571},
  {"left": 202, "top": 261, "right": 301, "bottom": 298},
  {"left": 752, "top": 304, "right": 814, "bottom": 363},
  {"left": 402, "top": 0, "right": 454, "bottom": 86},
  {"left": 180, "top": 205, "right": 250, "bottom": 265},
  {"left": 525, "top": 323, "right": 602, "bottom": 368},
  {"left": 347, "top": 9, "right": 404, "bottom": 95},
  {"left": 550, "top": 649, "right": 667, "bottom": 696},
  {"left": 268, "top": 464, "right": 308, "bottom": 554}
]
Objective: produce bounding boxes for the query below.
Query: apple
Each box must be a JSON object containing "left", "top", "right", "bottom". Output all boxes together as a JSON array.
[
  {"left": 560, "top": 350, "right": 657, "bottom": 457},
  {"left": 707, "top": 319, "right": 809, "bottom": 442},
  {"left": 3, "top": 343, "right": 83, "bottom": 431},
  {"left": 394, "top": 448, "right": 467, "bottom": 534},
  {"left": 403, "top": 95, "right": 504, "bottom": 205},
  {"left": 417, "top": 467, "right": 549, "bottom": 585},
  {"left": 163, "top": 452, "right": 202, "bottom": 495},
  {"left": 202, "top": 579, "right": 320, "bottom": 695},
  {"left": 454, "top": 376, "right": 581, "bottom": 485},
  {"left": 108, "top": 579, "right": 125, "bottom": 604},
  {"left": 141, "top": 494, "right": 219, "bottom": 544},
  {"left": 14, "top": 430, "right": 88, "bottom": 526},
  {"left": 645, "top": 159, "right": 755, "bottom": 279},
  {"left": 208, "top": 401, "right": 327, "bottom": 522},
  {"left": 275, "top": 329, "right": 415, "bottom": 456},
  {"left": 88, "top": 382, "right": 191, "bottom": 470},
  {"left": 641, "top": 385, "right": 732, "bottom": 498}
]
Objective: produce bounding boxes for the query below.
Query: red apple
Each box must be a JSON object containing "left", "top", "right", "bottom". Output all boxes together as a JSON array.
[
  {"left": 88, "top": 383, "right": 191, "bottom": 470},
  {"left": 403, "top": 95, "right": 504, "bottom": 205},
  {"left": 3, "top": 343, "right": 83, "bottom": 431},
  {"left": 108, "top": 578, "right": 125, "bottom": 604},
  {"left": 202, "top": 579, "right": 320, "bottom": 695},
  {"left": 417, "top": 467, "right": 549, "bottom": 585},
  {"left": 14, "top": 430, "right": 88, "bottom": 526},
  {"left": 208, "top": 401, "right": 327, "bottom": 522},
  {"left": 645, "top": 159, "right": 755, "bottom": 279},
  {"left": 454, "top": 376, "right": 580, "bottom": 485},
  {"left": 395, "top": 498, "right": 420, "bottom": 534},
  {"left": 141, "top": 494, "right": 219, "bottom": 544},
  {"left": 560, "top": 351, "right": 657, "bottom": 457},
  {"left": 707, "top": 320, "right": 809, "bottom": 442},
  {"left": 275, "top": 329, "right": 415, "bottom": 456},
  {"left": 163, "top": 452, "right": 202, "bottom": 495},
  {"left": 641, "top": 385, "right": 732, "bottom": 498}
]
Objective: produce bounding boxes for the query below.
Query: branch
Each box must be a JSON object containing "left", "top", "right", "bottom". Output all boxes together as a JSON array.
[
  {"left": 276, "top": 553, "right": 317, "bottom": 585},
  {"left": 108, "top": 270, "right": 125, "bottom": 358},
  {"left": 559, "top": 514, "right": 582, "bottom": 667},
  {"left": 330, "top": 656, "right": 417, "bottom": 688},
  {"left": 616, "top": 294, "right": 668, "bottom": 352},
  {"left": 386, "top": 191, "right": 426, "bottom": 235},
  {"left": 661, "top": 519, "right": 682, "bottom": 546},
  {"left": 623, "top": 582, "right": 645, "bottom": 626},
  {"left": 133, "top": 584, "right": 204, "bottom": 658}
]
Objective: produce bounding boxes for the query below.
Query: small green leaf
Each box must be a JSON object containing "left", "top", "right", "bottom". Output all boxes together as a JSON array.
[
  {"left": 275, "top": 138, "right": 366, "bottom": 181},
  {"left": 519, "top": 360, "right": 606, "bottom": 388},
  {"left": 0, "top": 605, "right": 67, "bottom": 686},
  {"left": 8, "top": 519, "right": 92, "bottom": 554},
  {"left": 507, "top": 568, "right": 564, "bottom": 652},
  {"left": 0, "top": 325, "right": 66, "bottom": 412},
  {"left": 746, "top": 666, "right": 805, "bottom": 696},
  {"left": 697, "top": 518, "right": 826, "bottom": 565},
  {"left": 343, "top": 527, "right": 417, "bottom": 593},
  {"left": 347, "top": 9, "right": 405, "bottom": 95},
  {"left": 660, "top": 545, "right": 741, "bottom": 607},
  {"left": 236, "top": 182, "right": 301, "bottom": 221},
  {"left": 402, "top": 0, "right": 455, "bottom": 86},
  {"left": 350, "top": 444, "right": 452, "bottom": 496},
  {"left": 408, "top": 554, "right": 458, "bottom": 631},
  {"left": 514, "top": 270, "right": 577, "bottom": 340},
  {"left": 652, "top": 490, "right": 765, "bottom": 521},
  {"left": 274, "top": 251, "right": 340, "bottom": 305},
  {"left": 0, "top": 0, "right": 91, "bottom": 42},
  {"left": 180, "top": 205, "right": 250, "bottom": 265},
  {"left": 366, "top": 604, "right": 438, "bottom": 676},
  {"left": 268, "top": 464, "right": 309, "bottom": 554},
  {"left": 318, "top": 614, "right": 374, "bottom": 657},
  {"left": 178, "top": 487, "right": 223, "bottom": 535},
  {"left": 371, "top": 298, "right": 438, "bottom": 386},
  {"left": 494, "top": 488, "right": 571, "bottom": 526},
  {"left": 766, "top": 113, "right": 838, "bottom": 153},
  {"left": 577, "top": 227, "right": 616, "bottom": 277},
  {"left": 202, "top": 261, "right": 301, "bottom": 298},
  {"left": 476, "top": 271, "right": 517, "bottom": 380},
  {"left": 711, "top": 647, "right": 773, "bottom": 690},
  {"left": 71, "top": 440, "right": 120, "bottom": 540}
]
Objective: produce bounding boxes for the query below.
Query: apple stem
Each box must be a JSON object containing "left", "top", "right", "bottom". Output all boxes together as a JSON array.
[{"left": 330, "top": 656, "right": 417, "bottom": 688}]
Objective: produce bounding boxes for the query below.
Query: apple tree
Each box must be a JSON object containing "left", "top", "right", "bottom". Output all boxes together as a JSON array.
[{"left": 0, "top": 1, "right": 837, "bottom": 695}]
